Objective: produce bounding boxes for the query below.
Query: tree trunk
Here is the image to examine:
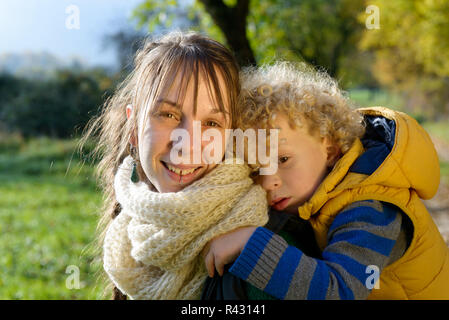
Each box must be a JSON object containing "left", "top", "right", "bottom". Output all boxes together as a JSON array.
[{"left": 199, "top": 0, "right": 256, "bottom": 67}]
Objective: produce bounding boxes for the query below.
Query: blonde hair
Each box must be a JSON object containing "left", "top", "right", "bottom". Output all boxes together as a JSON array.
[
  {"left": 238, "top": 61, "right": 365, "bottom": 154},
  {"left": 78, "top": 31, "right": 240, "bottom": 299}
]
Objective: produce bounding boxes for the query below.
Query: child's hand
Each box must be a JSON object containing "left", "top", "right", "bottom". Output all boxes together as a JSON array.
[{"left": 202, "top": 226, "right": 257, "bottom": 277}]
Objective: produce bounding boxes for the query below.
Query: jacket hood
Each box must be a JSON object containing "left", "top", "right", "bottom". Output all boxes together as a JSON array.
[{"left": 348, "top": 107, "right": 440, "bottom": 200}]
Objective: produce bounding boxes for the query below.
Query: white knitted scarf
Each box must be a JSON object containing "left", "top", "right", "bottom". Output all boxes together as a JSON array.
[{"left": 103, "top": 156, "right": 268, "bottom": 300}]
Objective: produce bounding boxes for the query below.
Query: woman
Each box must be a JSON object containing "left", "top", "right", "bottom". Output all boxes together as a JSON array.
[{"left": 79, "top": 31, "right": 268, "bottom": 300}]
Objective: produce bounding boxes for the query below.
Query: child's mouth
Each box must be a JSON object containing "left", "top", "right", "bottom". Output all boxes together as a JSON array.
[
  {"left": 270, "top": 197, "right": 291, "bottom": 211},
  {"left": 161, "top": 161, "right": 203, "bottom": 184}
]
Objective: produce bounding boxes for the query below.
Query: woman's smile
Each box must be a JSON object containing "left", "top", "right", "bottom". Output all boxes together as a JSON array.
[{"left": 160, "top": 160, "right": 204, "bottom": 185}]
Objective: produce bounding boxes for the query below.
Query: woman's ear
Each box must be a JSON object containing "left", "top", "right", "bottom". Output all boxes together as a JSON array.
[
  {"left": 126, "top": 104, "right": 133, "bottom": 120},
  {"left": 126, "top": 104, "right": 137, "bottom": 147},
  {"left": 323, "top": 138, "right": 341, "bottom": 168}
]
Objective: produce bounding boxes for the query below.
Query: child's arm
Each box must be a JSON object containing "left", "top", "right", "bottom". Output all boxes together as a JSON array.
[
  {"left": 202, "top": 226, "right": 257, "bottom": 277},
  {"left": 227, "top": 201, "right": 409, "bottom": 300}
]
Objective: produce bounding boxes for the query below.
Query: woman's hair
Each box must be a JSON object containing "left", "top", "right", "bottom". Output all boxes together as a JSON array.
[
  {"left": 237, "top": 61, "right": 365, "bottom": 154},
  {"left": 77, "top": 31, "right": 240, "bottom": 299}
]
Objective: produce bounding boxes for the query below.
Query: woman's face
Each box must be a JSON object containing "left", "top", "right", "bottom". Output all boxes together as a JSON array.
[{"left": 130, "top": 69, "right": 231, "bottom": 193}]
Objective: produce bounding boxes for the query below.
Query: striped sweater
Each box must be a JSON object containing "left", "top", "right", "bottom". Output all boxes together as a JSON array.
[{"left": 229, "top": 200, "right": 413, "bottom": 300}]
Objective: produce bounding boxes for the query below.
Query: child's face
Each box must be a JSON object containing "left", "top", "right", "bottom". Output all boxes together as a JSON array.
[
  {"left": 257, "top": 115, "right": 338, "bottom": 214},
  {"left": 136, "top": 69, "right": 231, "bottom": 193}
]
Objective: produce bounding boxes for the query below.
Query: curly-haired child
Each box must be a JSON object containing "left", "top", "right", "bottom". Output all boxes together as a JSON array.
[{"left": 202, "top": 61, "right": 449, "bottom": 299}]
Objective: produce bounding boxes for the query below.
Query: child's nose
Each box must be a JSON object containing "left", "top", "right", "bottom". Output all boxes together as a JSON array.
[{"left": 260, "top": 174, "right": 282, "bottom": 191}]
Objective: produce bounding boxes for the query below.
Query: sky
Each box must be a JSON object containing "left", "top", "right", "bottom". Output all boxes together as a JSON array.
[{"left": 0, "top": 0, "right": 146, "bottom": 68}]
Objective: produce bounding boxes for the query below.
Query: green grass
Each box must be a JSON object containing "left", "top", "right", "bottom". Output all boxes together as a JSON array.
[{"left": 0, "top": 136, "right": 107, "bottom": 299}]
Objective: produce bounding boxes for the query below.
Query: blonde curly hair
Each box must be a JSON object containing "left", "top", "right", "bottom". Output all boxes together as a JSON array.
[{"left": 238, "top": 61, "right": 365, "bottom": 154}]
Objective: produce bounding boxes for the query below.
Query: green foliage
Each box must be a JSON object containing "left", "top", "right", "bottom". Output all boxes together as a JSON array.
[
  {"left": 132, "top": 0, "right": 188, "bottom": 32},
  {"left": 128, "top": 0, "right": 449, "bottom": 113},
  {"left": 0, "top": 130, "right": 24, "bottom": 153},
  {"left": 0, "top": 136, "right": 106, "bottom": 299},
  {"left": 360, "top": 0, "right": 449, "bottom": 78},
  {"left": 132, "top": 0, "right": 371, "bottom": 84},
  {"left": 0, "top": 69, "right": 114, "bottom": 138},
  {"left": 247, "top": 0, "right": 366, "bottom": 76},
  {"left": 359, "top": 0, "right": 449, "bottom": 116}
]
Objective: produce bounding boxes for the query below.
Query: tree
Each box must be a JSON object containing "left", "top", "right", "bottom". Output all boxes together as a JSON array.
[
  {"left": 246, "top": 0, "right": 366, "bottom": 78},
  {"left": 0, "top": 69, "right": 114, "bottom": 138},
  {"left": 132, "top": 0, "right": 255, "bottom": 66},
  {"left": 359, "top": 0, "right": 449, "bottom": 117},
  {"left": 131, "top": 0, "right": 370, "bottom": 85}
]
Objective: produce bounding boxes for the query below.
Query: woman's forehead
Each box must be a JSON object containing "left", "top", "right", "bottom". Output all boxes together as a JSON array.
[{"left": 157, "top": 65, "right": 230, "bottom": 114}]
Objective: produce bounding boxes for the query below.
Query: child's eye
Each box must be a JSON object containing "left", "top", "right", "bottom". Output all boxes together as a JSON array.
[
  {"left": 279, "top": 156, "right": 289, "bottom": 164},
  {"left": 250, "top": 168, "right": 260, "bottom": 178}
]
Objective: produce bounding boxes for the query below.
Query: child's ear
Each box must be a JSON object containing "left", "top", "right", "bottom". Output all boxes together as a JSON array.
[{"left": 324, "top": 138, "right": 341, "bottom": 167}]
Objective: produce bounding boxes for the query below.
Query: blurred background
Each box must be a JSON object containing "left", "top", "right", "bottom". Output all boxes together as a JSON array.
[{"left": 1, "top": 0, "right": 448, "bottom": 299}]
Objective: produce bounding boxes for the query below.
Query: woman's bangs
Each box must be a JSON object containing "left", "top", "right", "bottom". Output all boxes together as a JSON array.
[{"left": 198, "top": 60, "right": 232, "bottom": 123}]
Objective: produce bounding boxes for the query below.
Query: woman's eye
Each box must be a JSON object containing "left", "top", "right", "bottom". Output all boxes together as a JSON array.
[
  {"left": 279, "top": 156, "right": 289, "bottom": 164},
  {"left": 159, "top": 112, "right": 178, "bottom": 120},
  {"left": 204, "top": 120, "right": 220, "bottom": 127}
]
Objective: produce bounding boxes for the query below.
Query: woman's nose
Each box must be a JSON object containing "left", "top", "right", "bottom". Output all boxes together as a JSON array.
[
  {"left": 174, "top": 118, "right": 201, "bottom": 163},
  {"left": 260, "top": 174, "right": 282, "bottom": 191}
]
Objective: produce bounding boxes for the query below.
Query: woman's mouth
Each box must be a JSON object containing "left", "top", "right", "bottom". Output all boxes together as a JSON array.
[
  {"left": 270, "top": 197, "right": 291, "bottom": 211},
  {"left": 161, "top": 161, "right": 203, "bottom": 185}
]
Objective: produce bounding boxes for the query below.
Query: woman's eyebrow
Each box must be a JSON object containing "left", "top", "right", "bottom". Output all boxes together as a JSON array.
[
  {"left": 209, "top": 107, "right": 224, "bottom": 115},
  {"left": 156, "top": 98, "right": 182, "bottom": 109},
  {"left": 156, "top": 99, "right": 227, "bottom": 119}
]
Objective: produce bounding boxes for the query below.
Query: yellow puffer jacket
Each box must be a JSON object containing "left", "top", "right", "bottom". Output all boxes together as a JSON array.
[{"left": 297, "top": 107, "right": 449, "bottom": 299}]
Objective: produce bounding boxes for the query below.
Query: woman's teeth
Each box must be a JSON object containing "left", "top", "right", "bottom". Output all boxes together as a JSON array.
[{"left": 166, "top": 163, "right": 197, "bottom": 175}]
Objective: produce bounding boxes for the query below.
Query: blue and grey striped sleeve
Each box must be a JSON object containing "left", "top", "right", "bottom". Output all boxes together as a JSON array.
[{"left": 229, "top": 200, "right": 408, "bottom": 300}]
